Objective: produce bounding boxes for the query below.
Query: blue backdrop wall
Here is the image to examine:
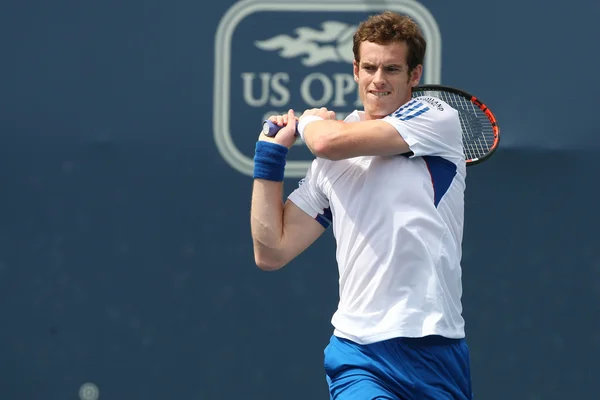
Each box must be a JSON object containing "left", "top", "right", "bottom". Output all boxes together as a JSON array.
[{"left": 1, "top": 0, "right": 599, "bottom": 399}]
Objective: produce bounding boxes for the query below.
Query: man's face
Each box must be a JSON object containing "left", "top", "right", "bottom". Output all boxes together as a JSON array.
[{"left": 353, "top": 40, "right": 422, "bottom": 120}]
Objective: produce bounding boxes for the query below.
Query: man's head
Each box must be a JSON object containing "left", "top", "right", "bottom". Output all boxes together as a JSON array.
[{"left": 352, "top": 11, "right": 427, "bottom": 120}]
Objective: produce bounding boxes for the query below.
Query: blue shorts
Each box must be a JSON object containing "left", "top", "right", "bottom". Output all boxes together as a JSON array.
[{"left": 324, "top": 334, "right": 473, "bottom": 400}]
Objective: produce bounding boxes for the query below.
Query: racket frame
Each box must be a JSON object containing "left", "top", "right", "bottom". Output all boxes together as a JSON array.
[{"left": 411, "top": 84, "right": 500, "bottom": 166}]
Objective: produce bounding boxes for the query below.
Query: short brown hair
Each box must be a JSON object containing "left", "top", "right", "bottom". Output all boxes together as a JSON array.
[{"left": 353, "top": 11, "right": 426, "bottom": 73}]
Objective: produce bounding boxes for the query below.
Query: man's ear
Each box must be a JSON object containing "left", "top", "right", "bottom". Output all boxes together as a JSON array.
[{"left": 409, "top": 64, "right": 423, "bottom": 87}]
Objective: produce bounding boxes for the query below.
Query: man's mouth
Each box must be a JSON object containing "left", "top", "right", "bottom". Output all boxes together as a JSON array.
[{"left": 369, "top": 91, "right": 391, "bottom": 98}]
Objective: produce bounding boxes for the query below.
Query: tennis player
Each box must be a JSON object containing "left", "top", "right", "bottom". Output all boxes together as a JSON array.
[{"left": 250, "top": 11, "right": 472, "bottom": 400}]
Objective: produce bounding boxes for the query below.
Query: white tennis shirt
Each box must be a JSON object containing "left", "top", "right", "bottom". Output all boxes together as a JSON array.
[{"left": 288, "top": 97, "right": 467, "bottom": 345}]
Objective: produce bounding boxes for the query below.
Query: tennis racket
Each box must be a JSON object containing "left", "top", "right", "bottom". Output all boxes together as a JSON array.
[
  {"left": 411, "top": 85, "right": 500, "bottom": 166},
  {"left": 261, "top": 84, "right": 500, "bottom": 166}
]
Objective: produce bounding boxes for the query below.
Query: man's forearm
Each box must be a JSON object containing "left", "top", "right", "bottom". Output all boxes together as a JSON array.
[
  {"left": 301, "top": 120, "right": 342, "bottom": 159},
  {"left": 301, "top": 118, "right": 410, "bottom": 160},
  {"left": 251, "top": 179, "right": 285, "bottom": 263}
]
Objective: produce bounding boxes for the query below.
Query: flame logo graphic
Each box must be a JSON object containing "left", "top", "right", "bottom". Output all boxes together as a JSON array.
[{"left": 255, "top": 21, "right": 357, "bottom": 67}]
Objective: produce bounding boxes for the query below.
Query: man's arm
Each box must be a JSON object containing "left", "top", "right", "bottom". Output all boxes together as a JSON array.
[
  {"left": 302, "top": 119, "right": 410, "bottom": 161},
  {"left": 250, "top": 108, "right": 327, "bottom": 271},
  {"left": 299, "top": 102, "right": 461, "bottom": 161},
  {"left": 251, "top": 179, "right": 326, "bottom": 271}
]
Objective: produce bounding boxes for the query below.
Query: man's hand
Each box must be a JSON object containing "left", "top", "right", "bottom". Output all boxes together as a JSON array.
[
  {"left": 259, "top": 109, "right": 298, "bottom": 149},
  {"left": 299, "top": 107, "right": 336, "bottom": 122}
]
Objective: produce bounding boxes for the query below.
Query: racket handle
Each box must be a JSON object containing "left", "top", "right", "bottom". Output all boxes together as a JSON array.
[{"left": 262, "top": 120, "right": 300, "bottom": 137}]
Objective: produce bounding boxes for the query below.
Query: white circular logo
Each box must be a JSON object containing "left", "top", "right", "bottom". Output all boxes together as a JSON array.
[{"left": 79, "top": 383, "right": 100, "bottom": 400}]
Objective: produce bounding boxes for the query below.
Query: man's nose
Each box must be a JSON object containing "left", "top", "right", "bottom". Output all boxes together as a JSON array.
[{"left": 372, "top": 68, "right": 386, "bottom": 85}]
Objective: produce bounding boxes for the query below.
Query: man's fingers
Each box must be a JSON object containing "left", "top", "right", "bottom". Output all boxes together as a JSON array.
[
  {"left": 267, "top": 114, "right": 285, "bottom": 126},
  {"left": 287, "top": 109, "right": 295, "bottom": 126}
]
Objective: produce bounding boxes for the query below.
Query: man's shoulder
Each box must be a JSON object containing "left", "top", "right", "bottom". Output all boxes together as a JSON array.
[
  {"left": 389, "top": 96, "right": 459, "bottom": 123},
  {"left": 412, "top": 95, "right": 453, "bottom": 113}
]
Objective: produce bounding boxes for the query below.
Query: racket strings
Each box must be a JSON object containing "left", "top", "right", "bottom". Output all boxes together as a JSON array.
[
  {"left": 452, "top": 92, "right": 490, "bottom": 160},
  {"left": 412, "top": 90, "right": 496, "bottom": 162}
]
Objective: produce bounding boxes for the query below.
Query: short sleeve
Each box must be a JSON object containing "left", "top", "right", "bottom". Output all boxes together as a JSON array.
[
  {"left": 287, "top": 159, "right": 332, "bottom": 229},
  {"left": 382, "top": 97, "right": 464, "bottom": 162}
]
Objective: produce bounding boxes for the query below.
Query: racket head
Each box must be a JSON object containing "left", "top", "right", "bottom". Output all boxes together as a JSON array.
[{"left": 411, "top": 85, "right": 500, "bottom": 166}]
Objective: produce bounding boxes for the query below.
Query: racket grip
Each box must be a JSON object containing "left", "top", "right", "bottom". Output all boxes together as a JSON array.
[{"left": 262, "top": 120, "right": 300, "bottom": 137}]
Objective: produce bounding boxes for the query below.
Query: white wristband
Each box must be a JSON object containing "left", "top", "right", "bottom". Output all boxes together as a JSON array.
[{"left": 298, "top": 116, "right": 324, "bottom": 141}]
